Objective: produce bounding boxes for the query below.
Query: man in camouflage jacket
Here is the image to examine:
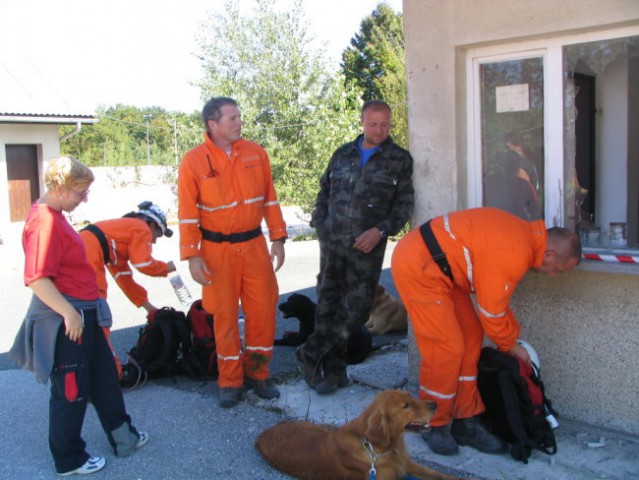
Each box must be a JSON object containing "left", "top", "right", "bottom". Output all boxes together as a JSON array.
[{"left": 297, "top": 100, "right": 414, "bottom": 394}]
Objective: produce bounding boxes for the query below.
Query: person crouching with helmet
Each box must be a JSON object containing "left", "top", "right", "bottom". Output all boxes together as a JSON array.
[{"left": 79, "top": 201, "right": 176, "bottom": 380}]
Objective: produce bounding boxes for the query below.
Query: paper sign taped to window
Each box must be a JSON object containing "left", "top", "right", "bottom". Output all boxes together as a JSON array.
[{"left": 496, "top": 84, "right": 530, "bottom": 112}]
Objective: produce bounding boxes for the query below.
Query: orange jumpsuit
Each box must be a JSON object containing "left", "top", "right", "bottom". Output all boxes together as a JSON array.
[
  {"left": 178, "top": 134, "right": 287, "bottom": 388},
  {"left": 80, "top": 217, "right": 171, "bottom": 377},
  {"left": 391, "top": 207, "right": 545, "bottom": 426}
]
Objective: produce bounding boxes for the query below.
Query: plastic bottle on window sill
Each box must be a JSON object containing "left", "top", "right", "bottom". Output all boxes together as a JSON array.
[
  {"left": 168, "top": 271, "right": 194, "bottom": 308},
  {"left": 609, "top": 222, "right": 627, "bottom": 248}
]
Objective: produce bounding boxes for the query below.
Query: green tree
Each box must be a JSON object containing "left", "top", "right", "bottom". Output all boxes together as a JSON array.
[
  {"left": 196, "top": 0, "right": 361, "bottom": 212},
  {"left": 60, "top": 105, "right": 202, "bottom": 167},
  {"left": 341, "top": 3, "right": 407, "bottom": 147}
]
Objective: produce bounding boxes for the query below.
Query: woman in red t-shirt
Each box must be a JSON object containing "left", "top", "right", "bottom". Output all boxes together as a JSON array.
[{"left": 11, "top": 156, "right": 148, "bottom": 476}]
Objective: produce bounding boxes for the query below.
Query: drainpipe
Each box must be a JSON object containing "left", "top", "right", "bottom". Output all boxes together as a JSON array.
[{"left": 59, "top": 122, "right": 82, "bottom": 142}]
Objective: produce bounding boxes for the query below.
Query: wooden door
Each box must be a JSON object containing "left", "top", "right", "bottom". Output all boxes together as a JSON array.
[{"left": 6, "top": 145, "right": 39, "bottom": 222}]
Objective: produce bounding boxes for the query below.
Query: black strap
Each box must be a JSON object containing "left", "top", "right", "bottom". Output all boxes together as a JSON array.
[
  {"left": 81, "top": 224, "right": 110, "bottom": 264},
  {"left": 200, "top": 226, "right": 262, "bottom": 244},
  {"left": 419, "top": 221, "right": 454, "bottom": 281}
]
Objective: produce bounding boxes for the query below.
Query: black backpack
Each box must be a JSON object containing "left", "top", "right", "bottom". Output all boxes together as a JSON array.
[
  {"left": 477, "top": 347, "right": 558, "bottom": 463},
  {"left": 127, "top": 307, "right": 193, "bottom": 379}
]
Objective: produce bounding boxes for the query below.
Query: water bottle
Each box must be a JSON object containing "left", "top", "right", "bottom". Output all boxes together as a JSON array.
[
  {"left": 238, "top": 314, "right": 246, "bottom": 351},
  {"left": 544, "top": 404, "right": 559, "bottom": 429},
  {"left": 169, "top": 272, "right": 194, "bottom": 308}
]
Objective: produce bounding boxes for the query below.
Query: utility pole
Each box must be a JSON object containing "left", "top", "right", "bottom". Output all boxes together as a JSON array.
[
  {"left": 143, "top": 114, "right": 152, "bottom": 165},
  {"left": 168, "top": 118, "right": 179, "bottom": 165}
]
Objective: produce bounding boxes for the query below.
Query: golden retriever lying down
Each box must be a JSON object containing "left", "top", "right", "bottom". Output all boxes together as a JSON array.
[
  {"left": 366, "top": 285, "right": 408, "bottom": 335},
  {"left": 255, "top": 390, "right": 463, "bottom": 480}
]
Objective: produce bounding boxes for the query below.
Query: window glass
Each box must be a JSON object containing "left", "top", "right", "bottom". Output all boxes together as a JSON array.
[
  {"left": 564, "top": 36, "right": 639, "bottom": 249},
  {"left": 480, "top": 57, "right": 545, "bottom": 221}
]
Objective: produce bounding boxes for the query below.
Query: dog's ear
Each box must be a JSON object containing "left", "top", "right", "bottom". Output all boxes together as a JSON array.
[{"left": 365, "top": 410, "right": 392, "bottom": 450}]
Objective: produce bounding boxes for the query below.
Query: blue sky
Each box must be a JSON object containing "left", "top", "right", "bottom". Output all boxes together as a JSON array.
[{"left": 1, "top": 0, "right": 402, "bottom": 113}]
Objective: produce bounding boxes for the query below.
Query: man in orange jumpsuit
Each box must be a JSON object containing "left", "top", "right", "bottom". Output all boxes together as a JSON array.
[
  {"left": 80, "top": 202, "right": 176, "bottom": 379},
  {"left": 391, "top": 207, "right": 581, "bottom": 456},
  {"left": 178, "top": 97, "right": 287, "bottom": 408}
]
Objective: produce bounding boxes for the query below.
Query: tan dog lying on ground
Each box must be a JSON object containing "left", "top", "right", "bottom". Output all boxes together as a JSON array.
[
  {"left": 366, "top": 285, "right": 408, "bottom": 335},
  {"left": 255, "top": 389, "right": 463, "bottom": 480}
]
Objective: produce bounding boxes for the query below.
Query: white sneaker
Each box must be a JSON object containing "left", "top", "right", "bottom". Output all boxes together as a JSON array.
[
  {"left": 58, "top": 456, "right": 106, "bottom": 476},
  {"left": 136, "top": 431, "right": 149, "bottom": 449}
]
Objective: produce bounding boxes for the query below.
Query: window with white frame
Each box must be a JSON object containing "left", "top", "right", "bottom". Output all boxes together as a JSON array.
[
  {"left": 469, "top": 28, "right": 639, "bottom": 254},
  {"left": 479, "top": 56, "right": 545, "bottom": 222}
]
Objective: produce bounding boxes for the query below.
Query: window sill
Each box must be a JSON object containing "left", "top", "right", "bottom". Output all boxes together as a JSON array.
[{"left": 579, "top": 247, "right": 639, "bottom": 275}]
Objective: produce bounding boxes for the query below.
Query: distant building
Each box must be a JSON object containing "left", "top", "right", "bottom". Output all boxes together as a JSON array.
[{"left": 0, "top": 58, "right": 97, "bottom": 225}]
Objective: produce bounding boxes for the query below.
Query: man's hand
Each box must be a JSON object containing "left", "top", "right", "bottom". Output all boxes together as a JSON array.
[
  {"left": 508, "top": 343, "right": 531, "bottom": 366},
  {"left": 188, "top": 256, "right": 212, "bottom": 285},
  {"left": 166, "top": 260, "right": 177, "bottom": 273},
  {"left": 271, "top": 240, "right": 285, "bottom": 272},
  {"left": 353, "top": 227, "right": 383, "bottom": 254}
]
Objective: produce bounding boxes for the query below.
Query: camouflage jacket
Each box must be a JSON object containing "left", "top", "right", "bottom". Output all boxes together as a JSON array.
[{"left": 311, "top": 134, "right": 414, "bottom": 242}]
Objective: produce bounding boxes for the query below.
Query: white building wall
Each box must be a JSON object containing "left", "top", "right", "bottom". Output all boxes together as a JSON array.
[{"left": 404, "top": 0, "right": 639, "bottom": 434}]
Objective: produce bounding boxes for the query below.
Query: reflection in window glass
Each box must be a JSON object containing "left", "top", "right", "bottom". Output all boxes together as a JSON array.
[
  {"left": 480, "top": 57, "right": 544, "bottom": 221},
  {"left": 564, "top": 36, "right": 639, "bottom": 248}
]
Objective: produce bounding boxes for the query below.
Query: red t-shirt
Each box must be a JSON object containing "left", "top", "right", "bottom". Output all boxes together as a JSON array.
[{"left": 23, "top": 203, "right": 99, "bottom": 300}]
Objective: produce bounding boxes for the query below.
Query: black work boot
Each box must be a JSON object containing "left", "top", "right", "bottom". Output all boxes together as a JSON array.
[
  {"left": 451, "top": 415, "right": 508, "bottom": 454},
  {"left": 244, "top": 377, "right": 280, "bottom": 399},
  {"left": 421, "top": 425, "right": 459, "bottom": 456},
  {"left": 218, "top": 387, "right": 242, "bottom": 408},
  {"left": 314, "top": 363, "right": 352, "bottom": 395},
  {"left": 294, "top": 347, "right": 322, "bottom": 388}
]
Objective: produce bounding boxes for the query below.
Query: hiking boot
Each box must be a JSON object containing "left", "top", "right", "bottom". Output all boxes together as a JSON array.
[
  {"left": 314, "top": 378, "right": 339, "bottom": 395},
  {"left": 295, "top": 347, "right": 321, "bottom": 388},
  {"left": 218, "top": 387, "right": 242, "bottom": 408},
  {"left": 244, "top": 377, "right": 280, "bottom": 400},
  {"left": 421, "top": 425, "right": 459, "bottom": 456},
  {"left": 451, "top": 416, "right": 508, "bottom": 454},
  {"left": 314, "top": 365, "right": 352, "bottom": 395},
  {"left": 58, "top": 456, "right": 106, "bottom": 476},
  {"left": 324, "top": 365, "right": 352, "bottom": 388}
]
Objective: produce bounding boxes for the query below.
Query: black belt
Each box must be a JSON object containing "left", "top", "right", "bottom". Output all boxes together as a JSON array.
[
  {"left": 200, "top": 226, "right": 262, "bottom": 244},
  {"left": 419, "top": 220, "right": 454, "bottom": 281},
  {"left": 81, "top": 224, "right": 110, "bottom": 264}
]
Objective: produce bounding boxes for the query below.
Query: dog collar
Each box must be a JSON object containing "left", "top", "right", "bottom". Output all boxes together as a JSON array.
[{"left": 362, "top": 438, "right": 391, "bottom": 480}]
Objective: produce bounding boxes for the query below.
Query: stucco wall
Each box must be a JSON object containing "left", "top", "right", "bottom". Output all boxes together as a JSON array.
[
  {"left": 404, "top": 0, "right": 639, "bottom": 434},
  {"left": 511, "top": 269, "right": 639, "bottom": 434}
]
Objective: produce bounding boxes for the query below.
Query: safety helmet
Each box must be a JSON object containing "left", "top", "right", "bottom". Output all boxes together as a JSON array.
[
  {"left": 516, "top": 338, "right": 540, "bottom": 377},
  {"left": 137, "top": 201, "right": 173, "bottom": 238}
]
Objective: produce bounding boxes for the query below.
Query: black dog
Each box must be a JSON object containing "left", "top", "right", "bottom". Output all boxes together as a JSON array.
[{"left": 276, "top": 293, "right": 372, "bottom": 365}]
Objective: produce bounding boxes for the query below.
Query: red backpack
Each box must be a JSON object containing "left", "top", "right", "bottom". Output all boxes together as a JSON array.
[{"left": 187, "top": 300, "right": 218, "bottom": 378}]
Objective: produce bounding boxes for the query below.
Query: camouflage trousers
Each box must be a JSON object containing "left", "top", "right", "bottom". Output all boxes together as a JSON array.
[{"left": 301, "top": 236, "right": 386, "bottom": 371}]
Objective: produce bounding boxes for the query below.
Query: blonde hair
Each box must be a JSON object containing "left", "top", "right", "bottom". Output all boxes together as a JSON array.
[{"left": 43, "top": 156, "right": 94, "bottom": 192}]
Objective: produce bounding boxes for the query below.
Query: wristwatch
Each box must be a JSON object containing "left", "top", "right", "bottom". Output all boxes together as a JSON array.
[
  {"left": 378, "top": 228, "right": 387, "bottom": 239},
  {"left": 273, "top": 237, "right": 286, "bottom": 244}
]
